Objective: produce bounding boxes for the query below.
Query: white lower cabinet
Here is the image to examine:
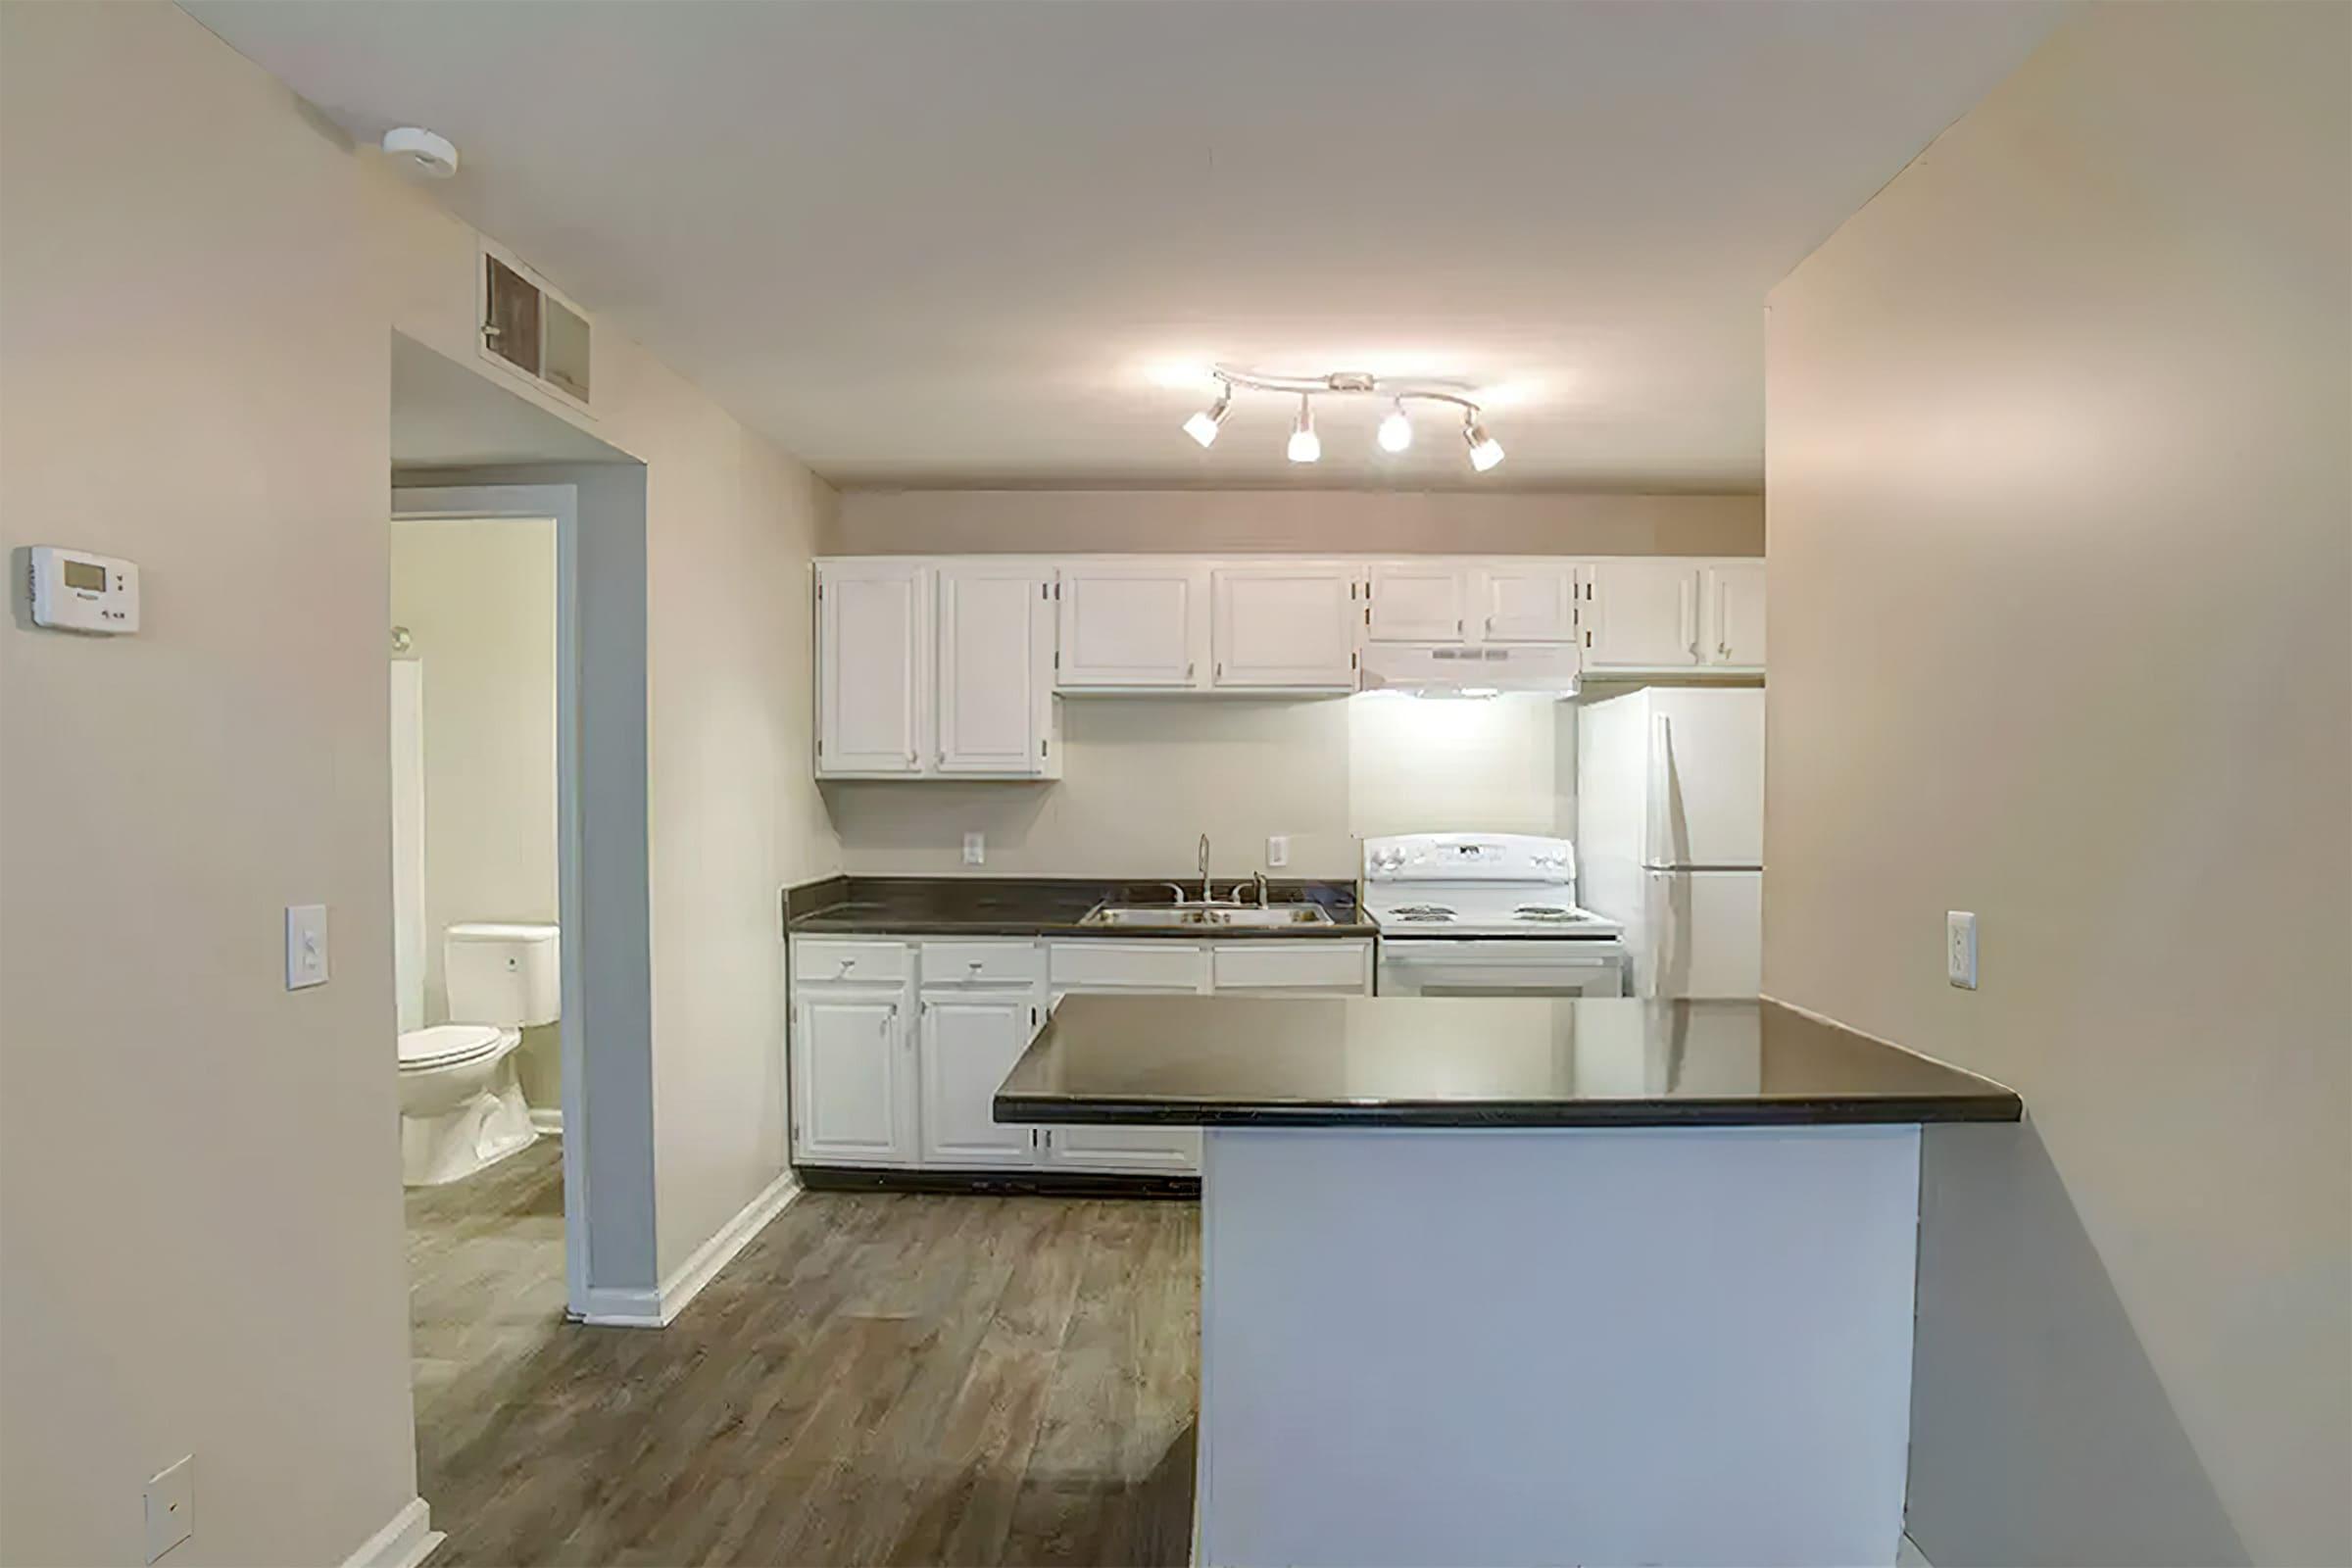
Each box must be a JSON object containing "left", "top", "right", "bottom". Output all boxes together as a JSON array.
[
  {"left": 791, "top": 933, "right": 1370, "bottom": 1178},
  {"left": 791, "top": 984, "right": 916, "bottom": 1166},
  {"left": 917, "top": 991, "right": 1044, "bottom": 1167}
]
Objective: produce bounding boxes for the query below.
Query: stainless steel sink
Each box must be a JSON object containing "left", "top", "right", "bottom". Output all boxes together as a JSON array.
[{"left": 1078, "top": 903, "right": 1334, "bottom": 928}]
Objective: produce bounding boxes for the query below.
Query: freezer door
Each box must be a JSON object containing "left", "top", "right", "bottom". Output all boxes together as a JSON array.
[
  {"left": 1642, "top": 870, "right": 1761, "bottom": 999},
  {"left": 1644, "top": 688, "right": 1765, "bottom": 867}
]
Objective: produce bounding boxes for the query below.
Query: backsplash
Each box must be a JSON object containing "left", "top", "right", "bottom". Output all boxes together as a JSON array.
[{"left": 820, "top": 692, "right": 1576, "bottom": 878}]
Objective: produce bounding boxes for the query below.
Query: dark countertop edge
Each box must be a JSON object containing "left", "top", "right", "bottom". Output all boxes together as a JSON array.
[
  {"left": 993, "top": 1090, "right": 2022, "bottom": 1129},
  {"left": 790, "top": 915, "right": 1378, "bottom": 939}
]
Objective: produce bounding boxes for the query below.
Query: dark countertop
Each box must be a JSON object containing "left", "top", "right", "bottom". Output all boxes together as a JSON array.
[
  {"left": 995, "top": 996, "right": 2023, "bottom": 1129},
  {"left": 783, "top": 875, "right": 1377, "bottom": 940}
]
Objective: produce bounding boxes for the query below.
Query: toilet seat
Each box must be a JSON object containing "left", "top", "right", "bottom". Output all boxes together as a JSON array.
[{"left": 398, "top": 1022, "right": 511, "bottom": 1071}]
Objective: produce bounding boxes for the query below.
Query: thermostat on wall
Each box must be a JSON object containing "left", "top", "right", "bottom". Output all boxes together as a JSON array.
[{"left": 27, "top": 546, "right": 139, "bottom": 634}]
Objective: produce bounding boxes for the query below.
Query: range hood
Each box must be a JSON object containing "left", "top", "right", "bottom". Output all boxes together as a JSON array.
[{"left": 1357, "top": 642, "right": 1582, "bottom": 699}]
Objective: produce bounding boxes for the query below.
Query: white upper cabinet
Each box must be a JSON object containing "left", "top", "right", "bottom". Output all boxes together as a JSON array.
[
  {"left": 1703, "top": 562, "right": 1765, "bottom": 670},
  {"left": 1057, "top": 563, "right": 1205, "bottom": 688},
  {"left": 1583, "top": 560, "right": 1704, "bottom": 670},
  {"left": 937, "top": 563, "right": 1057, "bottom": 775},
  {"left": 1366, "top": 562, "right": 1470, "bottom": 642},
  {"left": 1210, "top": 564, "right": 1359, "bottom": 690},
  {"left": 816, "top": 561, "right": 929, "bottom": 775},
  {"left": 1477, "top": 564, "right": 1581, "bottom": 643}
]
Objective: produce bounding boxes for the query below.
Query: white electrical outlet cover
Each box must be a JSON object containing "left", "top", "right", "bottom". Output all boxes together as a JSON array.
[
  {"left": 1266, "top": 834, "right": 1291, "bottom": 868},
  {"left": 1946, "top": 910, "right": 1978, "bottom": 990},
  {"left": 145, "top": 1456, "right": 192, "bottom": 1563},
  {"left": 285, "top": 905, "right": 329, "bottom": 990},
  {"left": 961, "top": 832, "right": 985, "bottom": 866}
]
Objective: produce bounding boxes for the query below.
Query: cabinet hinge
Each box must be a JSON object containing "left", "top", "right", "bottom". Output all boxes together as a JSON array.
[
  {"left": 815, "top": 738, "right": 823, "bottom": 757},
  {"left": 1350, "top": 651, "right": 1358, "bottom": 670},
  {"left": 1040, "top": 738, "right": 1049, "bottom": 758},
  {"left": 1053, "top": 650, "right": 1059, "bottom": 671},
  {"left": 1041, "top": 582, "right": 1050, "bottom": 600},
  {"left": 1584, "top": 630, "right": 1592, "bottom": 649}
]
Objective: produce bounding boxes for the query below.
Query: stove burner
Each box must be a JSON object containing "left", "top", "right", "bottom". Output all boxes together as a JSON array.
[
  {"left": 1385, "top": 904, "right": 1458, "bottom": 923},
  {"left": 1511, "top": 905, "right": 1585, "bottom": 923}
]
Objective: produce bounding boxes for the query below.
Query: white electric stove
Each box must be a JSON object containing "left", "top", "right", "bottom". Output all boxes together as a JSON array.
[{"left": 1364, "top": 832, "right": 1630, "bottom": 997}]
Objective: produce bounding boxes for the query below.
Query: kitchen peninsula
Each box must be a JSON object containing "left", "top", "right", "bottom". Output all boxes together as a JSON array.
[{"left": 998, "top": 995, "right": 2021, "bottom": 1568}]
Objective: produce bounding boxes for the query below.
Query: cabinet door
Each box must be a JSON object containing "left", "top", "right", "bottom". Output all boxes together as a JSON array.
[
  {"left": 1210, "top": 564, "right": 1358, "bottom": 689},
  {"left": 791, "top": 989, "right": 914, "bottom": 1166},
  {"left": 1057, "top": 564, "right": 1203, "bottom": 688},
  {"left": 1703, "top": 562, "right": 1766, "bottom": 670},
  {"left": 1366, "top": 562, "right": 1468, "bottom": 643},
  {"left": 1044, "top": 962, "right": 1205, "bottom": 1173},
  {"left": 917, "top": 992, "right": 1043, "bottom": 1167},
  {"left": 1584, "top": 560, "right": 1703, "bottom": 669},
  {"left": 937, "top": 564, "right": 1054, "bottom": 774},
  {"left": 816, "top": 562, "right": 928, "bottom": 774},
  {"left": 1477, "top": 564, "right": 1579, "bottom": 643}
]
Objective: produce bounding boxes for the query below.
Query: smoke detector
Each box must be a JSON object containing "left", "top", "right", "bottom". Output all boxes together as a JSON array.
[{"left": 382, "top": 126, "right": 458, "bottom": 179}]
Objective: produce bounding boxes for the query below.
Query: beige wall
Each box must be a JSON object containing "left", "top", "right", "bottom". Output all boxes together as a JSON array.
[
  {"left": 0, "top": 5, "right": 838, "bottom": 1562},
  {"left": 390, "top": 518, "right": 560, "bottom": 1024},
  {"left": 1763, "top": 6, "right": 2350, "bottom": 1565},
  {"left": 830, "top": 487, "right": 1761, "bottom": 558},
  {"left": 828, "top": 693, "right": 1576, "bottom": 879}
]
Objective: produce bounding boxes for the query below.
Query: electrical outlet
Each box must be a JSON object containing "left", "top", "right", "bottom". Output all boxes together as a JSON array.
[
  {"left": 145, "top": 1456, "right": 192, "bottom": 1563},
  {"left": 1946, "top": 911, "right": 1978, "bottom": 990},
  {"left": 1266, "top": 834, "right": 1290, "bottom": 868},
  {"left": 284, "top": 905, "right": 328, "bottom": 990},
  {"left": 961, "top": 832, "right": 985, "bottom": 866}
]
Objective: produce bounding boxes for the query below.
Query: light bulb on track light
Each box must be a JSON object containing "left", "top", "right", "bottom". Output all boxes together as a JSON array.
[
  {"left": 1377, "top": 401, "right": 1413, "bottom": 454},
  {"left": 1183, "top": 385, "right": 1232, "bottom": 448},
  {"left": 1287, "top": 395, "right": 1321, "bottom": 464},
  {"left": 1462, "top": 415, "right": 1504, "bottom": 472}
]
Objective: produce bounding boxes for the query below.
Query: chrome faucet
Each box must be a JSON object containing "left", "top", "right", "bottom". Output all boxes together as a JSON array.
[
  {"left": 1254, "top": 869, "right": 1271, "bottom": 907},
  {"left": 1199, "top": 833, "right": 1213, "bottom": 906}
]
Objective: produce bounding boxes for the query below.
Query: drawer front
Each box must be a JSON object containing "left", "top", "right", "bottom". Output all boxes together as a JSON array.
[
  {"left": 1211, "top": 940, "right": 1372, "bottom": 993},
  {"left": 920, "top": 940, "right": 1046, "bottom": 988},
  {"left": 792, "top": 939, "right": 912, "bottom": 986},
  {"left": 1048, "top": 941, "right": 1208, "bottom": 992}
]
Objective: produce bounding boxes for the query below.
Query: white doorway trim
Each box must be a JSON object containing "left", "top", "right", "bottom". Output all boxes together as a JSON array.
[{"left": 391, "top": 484, "right": 593, "bottom": 1318}]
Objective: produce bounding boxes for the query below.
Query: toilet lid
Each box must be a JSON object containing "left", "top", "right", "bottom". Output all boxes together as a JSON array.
[{"left": 398, "top": 1023, "right": 507, "bottom": 1069}]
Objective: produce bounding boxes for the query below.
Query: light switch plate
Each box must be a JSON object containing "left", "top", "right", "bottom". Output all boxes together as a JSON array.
[
  {"left": 145, "top": 1455, "right": 192, "bottom": 1562},
  {"left": 1266, "top": 835, "right": 1290, "bottom": 868},
  {"left": 285, "top": 905, "right": 329, "bottom": 990},
  {"left": 1946, "top": 910, "right": 1978, "bottom": 990},
  {"left": 961, "top": 832, "right": 985, "bottom": 866}
]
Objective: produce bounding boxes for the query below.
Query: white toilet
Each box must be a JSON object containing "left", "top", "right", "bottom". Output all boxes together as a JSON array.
[{"left": 397, "top": 921, "right": 559, "bottom": 1187}]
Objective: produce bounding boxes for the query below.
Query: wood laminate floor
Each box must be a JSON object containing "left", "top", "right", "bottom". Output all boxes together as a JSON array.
[{"left": 405, "top": 1141, "right": 1200, "bottom": 1567}]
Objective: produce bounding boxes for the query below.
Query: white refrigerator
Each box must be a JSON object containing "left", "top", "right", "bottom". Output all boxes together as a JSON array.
[{"left": 1576, "top": 686, "right": 1763, "bottom": 999}]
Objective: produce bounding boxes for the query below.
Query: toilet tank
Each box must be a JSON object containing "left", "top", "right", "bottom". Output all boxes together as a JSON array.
[{"left": 444, "top": 922, "right": 561, "bottom": 1027}]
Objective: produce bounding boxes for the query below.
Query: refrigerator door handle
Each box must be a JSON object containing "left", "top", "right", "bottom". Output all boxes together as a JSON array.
[{"left": 1647, "top": 712, "right": 1676, "bottom": 865}]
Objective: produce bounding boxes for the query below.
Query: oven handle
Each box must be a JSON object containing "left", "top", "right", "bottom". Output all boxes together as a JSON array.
[{"left": 1378, "top": 941, "right": 1626, "bottom": 967}]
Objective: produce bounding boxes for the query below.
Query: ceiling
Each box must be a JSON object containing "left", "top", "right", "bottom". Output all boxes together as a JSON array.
[{"left": 193, "top": 0, "right": 2064, "bottom": 490}]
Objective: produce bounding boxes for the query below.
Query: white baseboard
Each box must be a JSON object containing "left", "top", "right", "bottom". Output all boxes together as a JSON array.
[
  {"left": 343, "top": 1497, "right": 442, "bottom": 1568},
  {"left": 528, "top": 1106, "right": 564, "bottom": 1135},
  {"left": 576, "top": 1168, "right": 800, "bottom": 1329},
  {"left": 1897, "top": 1533, "right": 1934, "bottom": 1568}
]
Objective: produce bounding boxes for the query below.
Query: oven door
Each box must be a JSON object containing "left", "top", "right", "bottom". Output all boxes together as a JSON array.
[{"left": 1375, "top": 939, "right": 1630, "bottom": 998}]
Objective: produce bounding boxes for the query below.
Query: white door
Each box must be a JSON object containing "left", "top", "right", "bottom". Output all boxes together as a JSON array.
[
  {"left": 1645, "top": 687, "right": 1766, "bottom": 867},
  {"left": 1366, "top": 562, "right": 1469, "bottom": 643},
  {"left": 1642, "top": 870, "right": 1762, "bottom": 999},
  {"left": 1704, "top": 562, "right": 1766, "bottom": 669},
  {"left": 792, "top": 990, "right": 914, "bottom": 1165},
  {"left": 1477, "top": 564, "right": 1579, "bottom": 643},
  {"left": 1584, "top": 560, "right": 1703, "bottom": 669},
  {"left": 817, "top": 561, "right": 928, "bottom": 774},
  {"left": 1211, "top": 564, "right": 1358, "bottom": 689},
  {"left": 937, "top": 564, "right": 1052, "bottom": 774},
  {"left": 917, "top": 993, "right": 1042, "bottom": 1167},
  {"left": 1056, "top": 564, "right": 1202, "bottom": 688}
]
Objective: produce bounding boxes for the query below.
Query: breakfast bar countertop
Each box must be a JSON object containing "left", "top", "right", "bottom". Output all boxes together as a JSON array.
[{"left": 995, "top": 995, "right": 2023, "bottom": 1129}]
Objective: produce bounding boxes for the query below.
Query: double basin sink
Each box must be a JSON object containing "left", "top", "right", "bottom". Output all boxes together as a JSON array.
[{"left": 1079, "top": 902, "right": 1335, "bottom": 929}]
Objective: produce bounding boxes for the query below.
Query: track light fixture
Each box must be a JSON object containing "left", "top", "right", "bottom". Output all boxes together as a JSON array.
[
  {"left": 1175, "top": 365, "right": 1503, "bottom": 471},
  {"left": 1182, "top": 382, "right": 1232, "bottom": 447},
  {"left": 1462, "top": 414, "right": 1505, "bottom": 472},
  {"left": 1287, "top": 395, "right": 1321, "bottom": 464}
]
